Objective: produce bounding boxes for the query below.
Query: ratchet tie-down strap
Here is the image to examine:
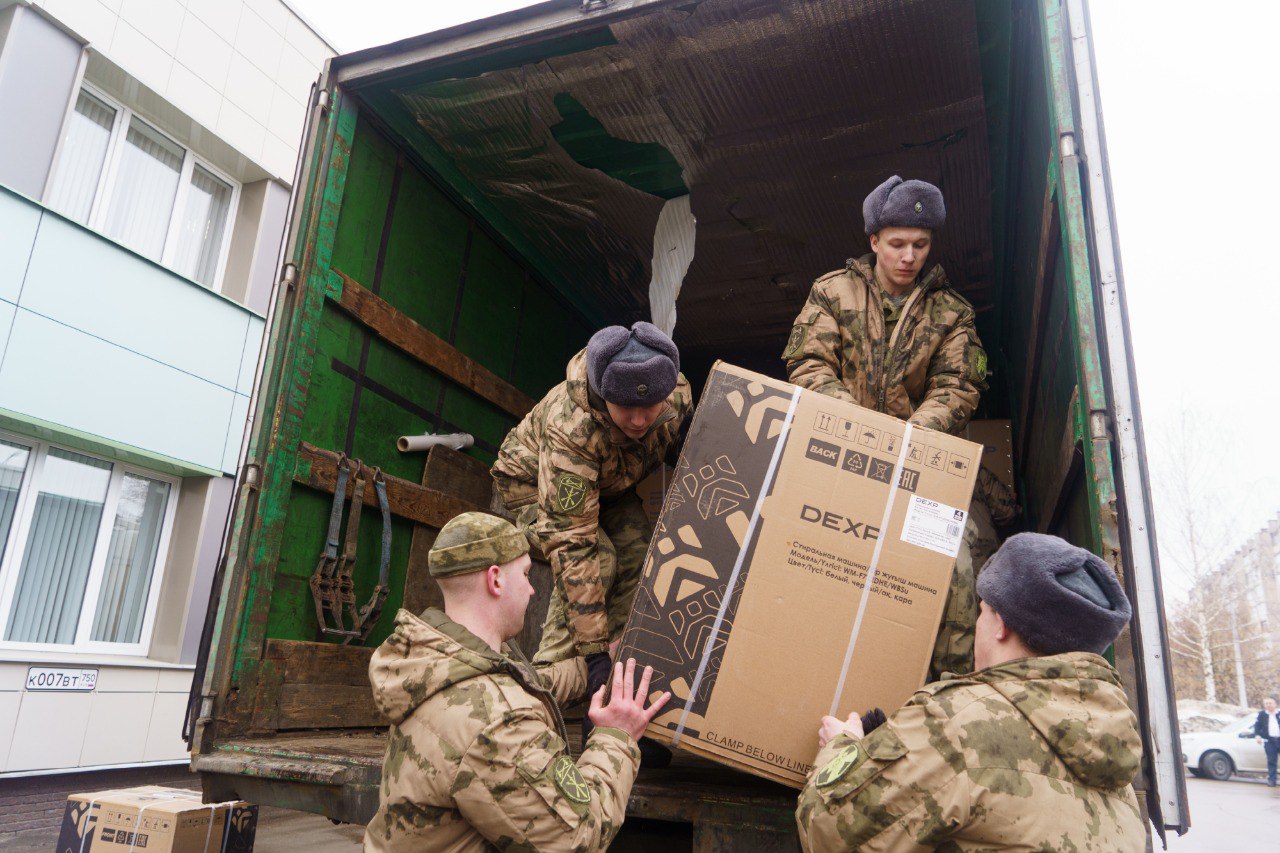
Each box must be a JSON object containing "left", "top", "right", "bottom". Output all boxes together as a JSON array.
[{"left": 308, "top": 456, "right": 392, "bottom": 642}]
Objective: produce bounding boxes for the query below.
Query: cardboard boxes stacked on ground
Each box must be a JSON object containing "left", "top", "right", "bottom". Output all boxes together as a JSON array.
[
  {"left": 619, "top": 362, "right": 981, "bottom": 787},
  {"left": 57, "top": 787, "right": 258, "bottom": 853}
]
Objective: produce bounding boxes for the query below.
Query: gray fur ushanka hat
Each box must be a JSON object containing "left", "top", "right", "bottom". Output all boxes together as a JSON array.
[
  {"left": 976, "top": 532, "right": 1132, "bottom": 655},
  {"left": 586, "top": 321, "right": 680, "bottom": 407},
  {"left": 863, "top": 175, "right": 946, "bottom": 235}
]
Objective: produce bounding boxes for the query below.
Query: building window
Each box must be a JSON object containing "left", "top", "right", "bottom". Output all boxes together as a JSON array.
[
  {"left": 0, "top": 436, "right": 178, "bottom": 655},
  {"left": 45, "top": 86, "right": 238, "bottom": 291}
]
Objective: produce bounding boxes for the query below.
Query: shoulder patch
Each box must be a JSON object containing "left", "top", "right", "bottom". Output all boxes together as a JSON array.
[
  {"left": 782, "top": 323, "right": 808, "bottom": 360},
  {"left": 815, "top": 742, "right": 865, "bottom": 787},
  {"left": 553, "top": 472, "right": 589, "bottom": 514},
  {"left": 551, "top": 755, "right": 591, "bottom": 804},
  {"left": 970, "top": 348, "right": 988, "bottom": 383}
]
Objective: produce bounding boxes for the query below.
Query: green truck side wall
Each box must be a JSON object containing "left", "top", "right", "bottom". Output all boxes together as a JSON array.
[{"left": 252, "top": 109, "right": 593, "bottom": 648}]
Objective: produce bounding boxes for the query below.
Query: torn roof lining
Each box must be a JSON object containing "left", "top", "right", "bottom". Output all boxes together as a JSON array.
[{"left": 357, "top": 0, "right": 995, "bottom": 374}]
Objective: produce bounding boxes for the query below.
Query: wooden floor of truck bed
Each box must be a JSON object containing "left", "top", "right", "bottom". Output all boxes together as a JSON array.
[{"left": 196, "top": 725, "right": 802, "bottom": 849}]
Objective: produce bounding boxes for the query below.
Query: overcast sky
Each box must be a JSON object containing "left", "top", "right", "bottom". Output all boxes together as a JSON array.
[{"left": 290, "top": 0, "right": 1280, "bottom": 601}]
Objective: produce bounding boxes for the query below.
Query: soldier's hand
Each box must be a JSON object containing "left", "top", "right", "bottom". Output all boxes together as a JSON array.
[
  {"left": 817, "top": 712, "right": 864, "bottom": 748},
  {"left": 587, "top": 658, "right": 671, "bottom": 743}
]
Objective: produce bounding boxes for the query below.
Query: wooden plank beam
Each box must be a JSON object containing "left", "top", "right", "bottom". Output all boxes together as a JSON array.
[
  {"left": 265, "top": 639, "right": 374, "bottom": 686},
  {"left": 277, "top": 684, "right": 387, "bottom": 729},
  {"left": 293, "top": 441, "right": 481, "bottom": 529},
  {"left": 330, "top": 269, "right": 535, "bottom": 419}
]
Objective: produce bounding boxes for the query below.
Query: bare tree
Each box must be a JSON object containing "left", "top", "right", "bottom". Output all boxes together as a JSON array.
[{"left": 1154, "top": 409, "right": 1268, "bottom": 705}]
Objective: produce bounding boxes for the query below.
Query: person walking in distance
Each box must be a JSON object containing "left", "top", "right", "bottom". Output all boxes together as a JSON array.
[{"left": 1255, "top": 695, "right": 1280, "bottom": 787}]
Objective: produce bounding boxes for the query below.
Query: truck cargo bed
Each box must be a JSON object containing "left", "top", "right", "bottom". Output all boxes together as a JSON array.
[{"left": 198, "top": 726, "right": 800, "bottom": 849}]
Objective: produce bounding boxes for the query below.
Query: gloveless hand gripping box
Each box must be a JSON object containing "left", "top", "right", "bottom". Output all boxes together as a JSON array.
[{"left": 618, "top": 362, "right": 981, "bottom": 787}]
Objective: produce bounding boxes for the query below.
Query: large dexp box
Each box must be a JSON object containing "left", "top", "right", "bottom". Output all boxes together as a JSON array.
[{"left": 618, "top": 362, "right": 980, "bottom": 787}]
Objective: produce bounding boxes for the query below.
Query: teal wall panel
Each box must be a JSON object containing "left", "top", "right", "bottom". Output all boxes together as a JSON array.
[
  {"left": 0, "top": 189, "right": 37, "bottom": 304},
  {"left": 0, "top": 311, "right": 236, "bottom": 472},
  {"left": 0, "top": 187, "right": 260, "bottom": 475}
]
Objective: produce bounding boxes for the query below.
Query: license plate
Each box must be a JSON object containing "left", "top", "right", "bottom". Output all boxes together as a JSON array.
[{"left": 25, "top": 666, "right": 98, "bottom": 691}]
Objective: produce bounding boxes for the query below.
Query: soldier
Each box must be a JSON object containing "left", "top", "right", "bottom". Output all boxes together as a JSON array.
[
  {"left": 781, "top": 175, "right": 1002, "bottom": 679},
  {"left": 796, "top": 533, "right": 1146, "bottom": 851},
  {"left": 364, "top": 511, "right": 670, "bottom": 853},
  {"left": 491, "top": 322, "right": 691, "bottom": 756}
]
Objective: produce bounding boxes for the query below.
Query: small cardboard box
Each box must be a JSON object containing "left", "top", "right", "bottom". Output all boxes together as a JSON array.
[
  {"left": 618, "top": 362, "right": 980, "bottom": 787},
  {"left": 961, "top": 419, "right": 1014, "bottom": 489},
  {"left": 634, "top": 464, "right": 675, "bottom": 526},
  {"left": 57, "top": 786, "right": 258, "bottom": 853}
]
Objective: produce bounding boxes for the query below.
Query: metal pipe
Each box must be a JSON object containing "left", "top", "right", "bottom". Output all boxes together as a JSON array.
[{"left": 397, "top": 432, "right": 474, "bottom": 453}]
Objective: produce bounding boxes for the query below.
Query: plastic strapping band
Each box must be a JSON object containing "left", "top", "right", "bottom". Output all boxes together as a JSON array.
[
  {"left": 116, "top": 793, "right": 239, "bottom": 853},
  {"left": 672, "top": 385, "right": 801, "bottom": 746},
  {"left": 77, "top": 798, "right": 102, "bottom": 853},
  {"left": 828, "top": 422, "right": 914, "bottom": 717}
]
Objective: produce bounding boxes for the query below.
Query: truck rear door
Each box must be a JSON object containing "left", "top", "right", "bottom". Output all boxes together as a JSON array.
[{"left": 1037, "top": 0, "right": 1187, "bottom": 836}]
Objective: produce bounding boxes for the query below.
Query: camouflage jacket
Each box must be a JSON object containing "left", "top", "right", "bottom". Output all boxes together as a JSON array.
[
  {"left": 796, "top": 653, "right": 1146, "bottom": 852},
  {"left": 491, "top": 349, "right": 692, "bottom": 656},
  {"left": 364, "top": 608, "right": 640, "bottom": 853},
  {"left": 783, "top": 256, "right": 987, "bottom": 435}
]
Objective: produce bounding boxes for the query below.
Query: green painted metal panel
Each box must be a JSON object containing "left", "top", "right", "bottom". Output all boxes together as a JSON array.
[
  {"left": 452, "top": 232, "right": 523, "bottom": 374},
  {"left": 1039, "top": 0, "right": 1119, "bottom": 562},
  {"left": 513, "top": 278, "right": 588, "bottom": 396},
  {"left": 378, "top": 166, "right": 470, "bottom": 337},
  {"left": 329, "top": 118, "right": 399, "bottom": 285},
  {"left": 254, "top": 104, "right": 600, "bottom": 647},
  {"left": 227, "top": 90, "right": 362, "bottom": 688}
]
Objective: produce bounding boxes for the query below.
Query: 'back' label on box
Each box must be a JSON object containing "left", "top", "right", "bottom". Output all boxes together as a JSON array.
[{"left": 805, "top": 438, "right": 840, "bottom": 466}]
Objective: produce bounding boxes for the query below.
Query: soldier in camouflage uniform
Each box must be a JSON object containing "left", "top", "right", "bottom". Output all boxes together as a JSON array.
[
  {"left": 782, "top": 176, "right": 999, "bottom": 680},
  {"left": 796, "top": 533, "right": 1145, "bottom": 851},
  {"left": 928, "top": 468, "right": 1018, "bottom": 678},
  {"left": 364, "top": 512, "right": 670, "bottom": 853},
  {"left": 491, "top": 323, "right": 691, "bottom": 727}
]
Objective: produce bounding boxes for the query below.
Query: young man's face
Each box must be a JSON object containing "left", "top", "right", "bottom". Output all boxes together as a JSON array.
[
  {"left": 498, "top": 553, "right": 536, "bottom": 641},
  {"left": 869, "top": 226, "right": 933, "bottom": 289},
  {"left": 1266, "top": 698, "right": 1277, "bottom": 713},
  {"left": 605, "top": 400, "right": 667, "bottom": 440}
]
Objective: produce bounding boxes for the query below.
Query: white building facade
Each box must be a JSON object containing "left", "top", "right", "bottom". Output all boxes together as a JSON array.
[{"left": 0, "top": 0, "right": 333, "bottom": 775}]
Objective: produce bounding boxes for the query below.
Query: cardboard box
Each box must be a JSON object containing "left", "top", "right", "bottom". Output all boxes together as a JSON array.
[
  {"left": 618, "top": 362, "right": 980, "bottom": 787},
  {"left": 634, "top": 464, "right": 675, "bottom": 526},
  {"left": 57, "top": 787, "right": 258, "bottom": 853},
  {"left": 961, "top": 419, "right": 1014, "bottom": 489}
]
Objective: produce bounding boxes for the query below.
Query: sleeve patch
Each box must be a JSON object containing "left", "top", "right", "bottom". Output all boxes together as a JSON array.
[
  {"left": 551, "top": 755, "right": 592, "bottom": 804},
  {"left": 783, "top": 323, "right": 809, "bottom": 360},
  {"left": 553, "top": 473, "right": 589, "bottom": 514},
  {"left": 969, "top": 348, "right": 988, "bottom": 383},
  {"left": 816, "top": 743, "right": 865, "bottom": 787}
]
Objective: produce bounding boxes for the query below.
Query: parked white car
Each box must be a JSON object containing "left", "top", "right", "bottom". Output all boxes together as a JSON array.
[{"left": 1181, "top": 714, "right": 1269, "bottom": 780}]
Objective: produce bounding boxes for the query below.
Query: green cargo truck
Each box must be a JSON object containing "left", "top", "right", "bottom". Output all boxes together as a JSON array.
[{"left": 187, "top": 0, "right": 1188, "bottom": 846}]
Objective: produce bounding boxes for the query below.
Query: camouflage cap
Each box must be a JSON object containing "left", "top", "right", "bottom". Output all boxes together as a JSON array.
[{"left": 429, "top": 512, "right": 529, "bottom": 578}]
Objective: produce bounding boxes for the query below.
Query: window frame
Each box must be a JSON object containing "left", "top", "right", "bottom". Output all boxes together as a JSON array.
[
  {"left": 46, "top": 83, "right": 241, "bottom": 294},
  {"left": 0, "top": 431, "right": 180, "bottom": 659}
]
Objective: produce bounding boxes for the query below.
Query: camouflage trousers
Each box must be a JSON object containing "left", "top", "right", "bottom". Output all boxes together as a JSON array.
[
  {"left": 517, "top": 490, "right": 653, "bottom": 666},
  {"left": 928, "top": 502, "right": 1003, "bottom": 680}
]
